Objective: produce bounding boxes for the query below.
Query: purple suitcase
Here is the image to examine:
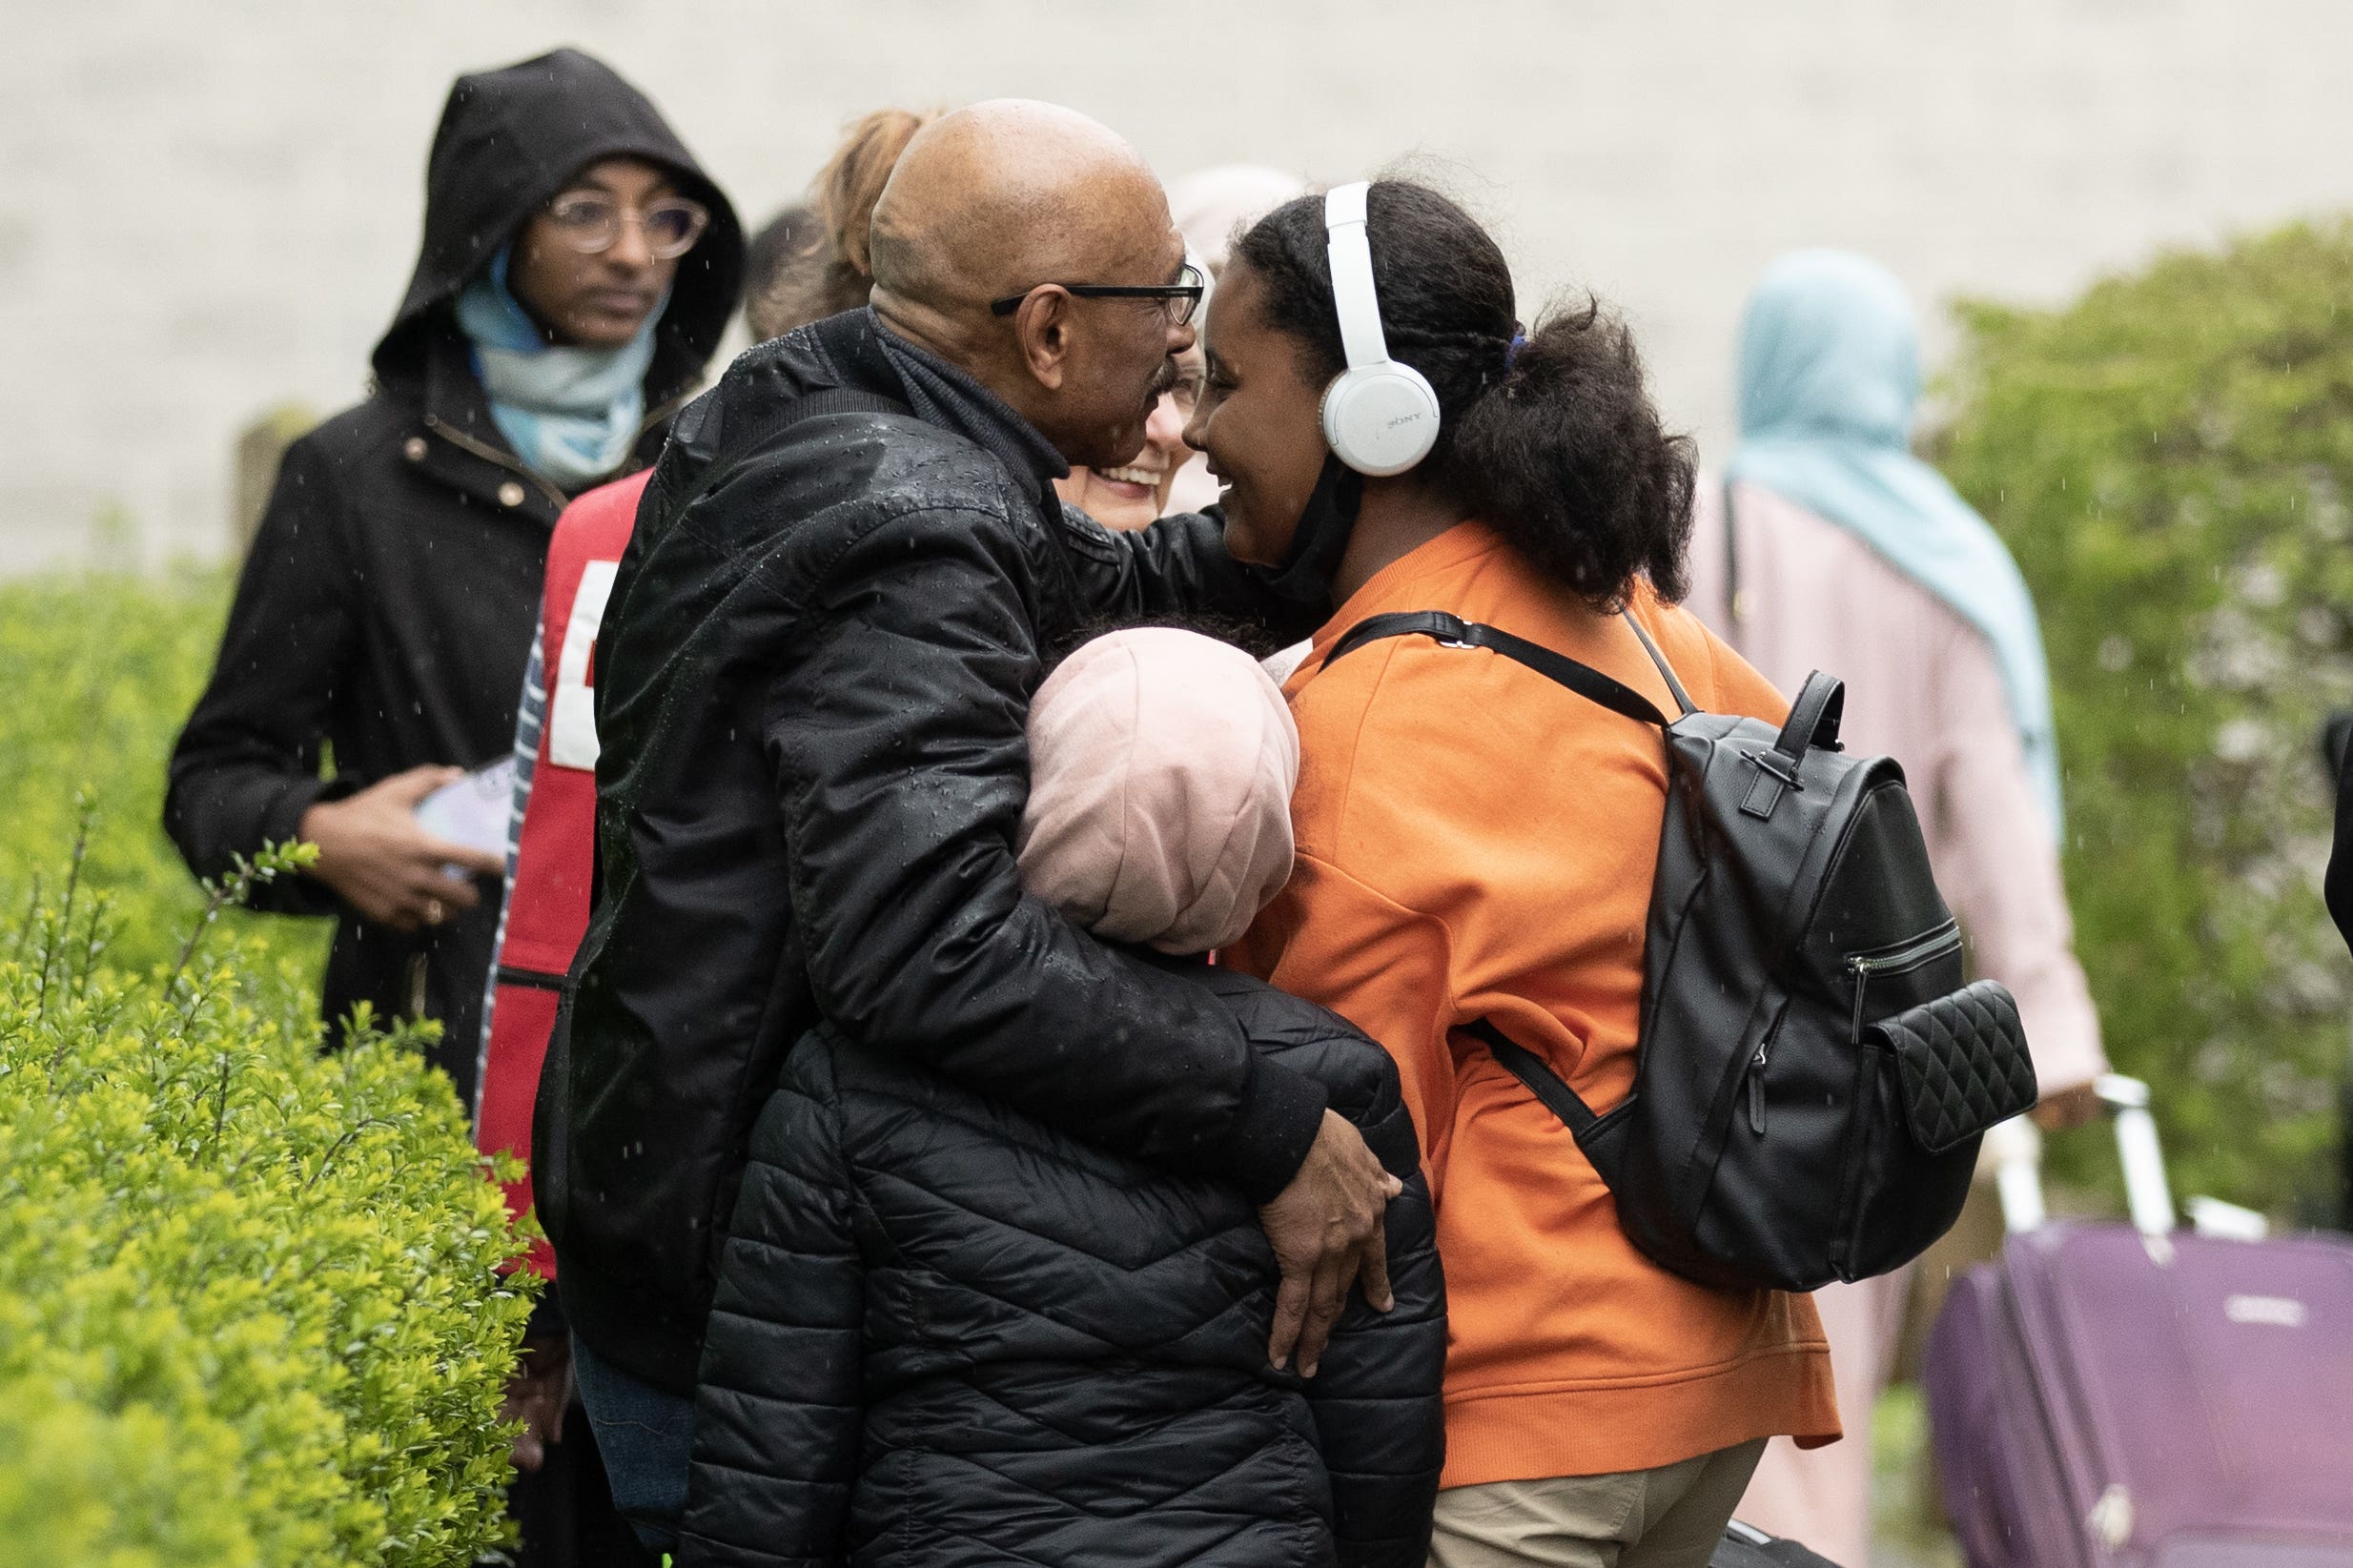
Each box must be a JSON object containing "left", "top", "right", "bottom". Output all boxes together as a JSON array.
[{"left": 1925, "top": 1079, "right": 2353, "bottom": 1567}]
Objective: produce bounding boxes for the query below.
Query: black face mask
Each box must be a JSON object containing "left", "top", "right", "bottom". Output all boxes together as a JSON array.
[{"left": 1255, "top": 453, "right": 1364, "bottom": 614}]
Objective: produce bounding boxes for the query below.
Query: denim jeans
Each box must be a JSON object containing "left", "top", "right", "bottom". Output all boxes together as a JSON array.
[{"left": 571, "top": 1334, "right": 697, "bottom": 1553}]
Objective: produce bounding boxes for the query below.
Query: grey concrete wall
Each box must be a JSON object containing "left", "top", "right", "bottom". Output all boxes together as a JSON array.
[{"left": 5, "top": 0, "right": 2350, "bottom": 571}]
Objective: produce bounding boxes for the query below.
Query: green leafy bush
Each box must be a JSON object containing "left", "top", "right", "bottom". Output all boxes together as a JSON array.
[
  {"left": 0, "top": 568, "right": 325, "bottom": 981},
  {"left": 0, "top": 569, "right": 534, "bottom": 1558},
  {"left": 1935, "top": 218, "right": 2353, "bottom": 1214},
  {"left": 0, "top": 842, "right": 534, "bottom": 1564}
]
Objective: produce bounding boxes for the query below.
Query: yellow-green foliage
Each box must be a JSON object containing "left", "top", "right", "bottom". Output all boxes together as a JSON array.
[
  {"left": 0, "top": 845, "right": 535, "bottom": 1565},
  {"left": 1936, "top": 218, "right": 2353, "bottom": 1214},
  {"left": 0, "top": 568, "right": 325, "bottom": 980},
  {"left": 0, "top": 569, "right": 535, "bottom": 1558}
]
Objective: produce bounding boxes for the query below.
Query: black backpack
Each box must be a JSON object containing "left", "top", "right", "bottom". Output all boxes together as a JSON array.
[
  {"left": 1323, "top": 608, "right": 2038, "bottom": 1293},
  {"left": 1713, "top": 1520, "right": 1845, "bottom": 1568}
]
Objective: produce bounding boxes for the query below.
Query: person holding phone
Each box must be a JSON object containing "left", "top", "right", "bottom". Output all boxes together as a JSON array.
[{"left": 163, "top": 48, "right": 743, "bottom": 1105}]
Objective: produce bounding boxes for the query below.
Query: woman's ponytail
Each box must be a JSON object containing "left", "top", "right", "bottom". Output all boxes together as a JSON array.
[
  {"left": 1233, "top": 182, "right": 1694, "bottom": 611},
  {"left": 1451, "top": 300, "right": 1695, "bottom": 610},
  {"left": 745, "top": 108, "right": 937, "bottom": 339}
]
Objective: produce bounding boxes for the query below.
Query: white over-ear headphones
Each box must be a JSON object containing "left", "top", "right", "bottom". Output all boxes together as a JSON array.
[{"left": 1319, "top": 181, "right": 1442, "bottom": 477}]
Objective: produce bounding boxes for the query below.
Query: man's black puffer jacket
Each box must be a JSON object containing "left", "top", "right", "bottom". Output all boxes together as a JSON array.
[
  {"left": 677, "top": 959, "right": 1445, "bottom": 1568},
  {"left": 541, "top": 306, "right": 1331, "bottom": 1393}
]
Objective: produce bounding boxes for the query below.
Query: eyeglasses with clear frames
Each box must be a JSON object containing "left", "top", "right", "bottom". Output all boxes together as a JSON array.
[
  {"left": 1166, "top": 359, "right": 1206, "bottom": 418},
  {"left": 989, "top": 262, "right": 1206, "bottom": 326},
  {"left": 542, "top": 192, "right": 712, "bottom": 260}
]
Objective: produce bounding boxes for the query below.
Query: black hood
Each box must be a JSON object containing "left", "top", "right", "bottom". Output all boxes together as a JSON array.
[{"left": 371, "top": 48, "right": 744, "bottom": 402}]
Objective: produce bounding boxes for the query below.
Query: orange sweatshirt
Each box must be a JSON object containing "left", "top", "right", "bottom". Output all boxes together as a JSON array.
[{"left": 1233, "top": 522, "right": 1839, "bottom": 1487}]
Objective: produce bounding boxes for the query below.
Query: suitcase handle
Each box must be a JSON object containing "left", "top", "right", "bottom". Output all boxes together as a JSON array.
[
  {"left": 1992, "top": 1075, "right": 2178, "bottom": 1241},
  {"left": 1988, "top": 1115, "right": 2047, "bottom": 1233},
  {"left": 2095, "top": 1074, "right": 2178, "bottom": 1239}
]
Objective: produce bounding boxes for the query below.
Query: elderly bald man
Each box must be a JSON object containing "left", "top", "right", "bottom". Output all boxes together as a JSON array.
[{"left": 536, "top": 100, "right": 1396, "bottom": 1544}]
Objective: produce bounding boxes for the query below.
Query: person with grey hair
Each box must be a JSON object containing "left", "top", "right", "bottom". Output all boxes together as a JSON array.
[{"left": 1169, "top": 162, "right": 1310, "bottom": 274}]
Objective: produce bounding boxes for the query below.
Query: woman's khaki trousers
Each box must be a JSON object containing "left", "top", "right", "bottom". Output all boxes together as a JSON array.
[{"left": 1426, "top": 1438, "right": 1768, "bottom": 1568}]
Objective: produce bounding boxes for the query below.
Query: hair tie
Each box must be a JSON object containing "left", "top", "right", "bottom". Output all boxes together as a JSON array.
[{"left": 1504, "top": 332, "right": 1528, "bottom": 372}]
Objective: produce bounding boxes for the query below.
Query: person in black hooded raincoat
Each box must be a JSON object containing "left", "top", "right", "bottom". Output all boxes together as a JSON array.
[
  {"left": 164, "top": 51, "right": 740, "bottom": 1566},
  {"left": 165, "top": 49, "right": 744, "bottom": 1108}
]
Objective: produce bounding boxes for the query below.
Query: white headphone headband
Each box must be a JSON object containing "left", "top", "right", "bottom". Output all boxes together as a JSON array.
[
  {"left": 1317, "top": 179, "right": 1441, "bottom": 478},
  {"left": 1323, "top": 182, "right": 1391, "bottom": 371}
]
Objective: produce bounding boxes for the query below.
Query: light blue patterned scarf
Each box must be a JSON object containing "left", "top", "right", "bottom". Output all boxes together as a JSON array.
[
  {"left": 1726, "top": 250, "right": 2065, "bottom": 840},
  {"left": 454, "top": 247, "right": 661, "bottom": 491}
]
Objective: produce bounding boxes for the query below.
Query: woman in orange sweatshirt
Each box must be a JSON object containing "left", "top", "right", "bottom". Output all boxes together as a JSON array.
[{"left": 1189, "top": 181, "right": 1840, "bottom": 1568}]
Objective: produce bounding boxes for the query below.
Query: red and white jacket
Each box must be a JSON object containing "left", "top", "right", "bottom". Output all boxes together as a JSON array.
[{"left": 474, "top": 472, "right": 649, "bottom": 1278}]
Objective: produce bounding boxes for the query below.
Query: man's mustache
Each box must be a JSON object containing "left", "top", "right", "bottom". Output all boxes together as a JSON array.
[{"left": 1149, "top": 356, "right": 1180, "bottom": 398}]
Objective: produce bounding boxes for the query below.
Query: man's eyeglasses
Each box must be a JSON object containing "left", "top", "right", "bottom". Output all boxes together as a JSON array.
[
  {"left": 542, "top": 193, "right": 712, "bottom": 260},
  {"left": 990, "top": 263, "right": 1206, "bottom": 326}
]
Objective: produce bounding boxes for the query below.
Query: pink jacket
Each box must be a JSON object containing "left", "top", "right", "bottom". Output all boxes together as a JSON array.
[{"left": 1688, "top": 479, "right": 2105, "bottom": 1093}]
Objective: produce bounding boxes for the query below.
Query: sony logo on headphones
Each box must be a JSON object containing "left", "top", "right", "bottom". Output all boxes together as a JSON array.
[{"left": 1387, "top": 412, "right": 1426, "bottom": 429}]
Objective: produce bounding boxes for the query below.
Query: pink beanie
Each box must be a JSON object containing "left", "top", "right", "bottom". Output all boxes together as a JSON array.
[{"left": 1018, "top": 628, "right": 1300, "bottom": 955}]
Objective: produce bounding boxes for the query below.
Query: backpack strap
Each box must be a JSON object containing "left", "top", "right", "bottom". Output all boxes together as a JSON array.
[
  {"left": 1467, "top": 1019, "right": 1603, "bottom": 1138},
  {"left": 1324, "top": 610, "right": 1671, "bottom": 729},
  {"left": 1619, "top": 610, "right": 1697, "bottom": 718}
]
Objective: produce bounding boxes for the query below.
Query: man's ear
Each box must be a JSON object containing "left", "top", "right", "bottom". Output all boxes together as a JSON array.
[{"left": 1012, "top": 287, "right": 1074, "bottom": 392}]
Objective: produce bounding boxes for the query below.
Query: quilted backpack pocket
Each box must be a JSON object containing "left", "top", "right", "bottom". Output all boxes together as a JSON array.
[
  {"left": 1837, "top": 980, "right": 2038, "bottom": 1279},
  {"left": 1875, "top": 980, "right": 2037, "bottom": 1154}
]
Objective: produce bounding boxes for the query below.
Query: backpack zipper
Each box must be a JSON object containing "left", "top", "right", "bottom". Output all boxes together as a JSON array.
[
  {"left": 1847, "top": 923, "right": 1963, "bottom": 1041},
  {"left": 1749, "top": 923, "right": 1963, "bottom": 1137}
]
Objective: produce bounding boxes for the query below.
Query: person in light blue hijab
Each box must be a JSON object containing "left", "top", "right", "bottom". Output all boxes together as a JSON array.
[
  {"left": 1718, "top": 252, "right": 2105, "bottom": 1568},
  {"left": 1724, "top": 250, "right": 2065, "bottom": 837}
]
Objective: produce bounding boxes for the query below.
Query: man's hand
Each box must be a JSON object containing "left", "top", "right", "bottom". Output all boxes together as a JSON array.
[
  {"left": 298, "top": 765, "right": 503, "bottom": 930},
  {"left": 501, "top": 1334, "right": 575, "bottom": 1473},
  {"left": 1258, "top": 1110, "right": 1402, "bottom": 1378}
]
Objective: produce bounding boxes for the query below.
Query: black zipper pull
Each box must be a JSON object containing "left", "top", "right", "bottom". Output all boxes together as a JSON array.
[{"left": 1747, "top": 1049, "right": 1768, "bottom": 1135}]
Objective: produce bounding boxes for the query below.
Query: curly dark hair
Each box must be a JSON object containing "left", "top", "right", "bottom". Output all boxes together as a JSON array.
[{"left": 1230, "top": 181, "right": 1694, "bottom": 609}]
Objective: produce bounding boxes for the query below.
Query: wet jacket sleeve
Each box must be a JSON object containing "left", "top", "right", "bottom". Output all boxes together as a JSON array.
[
  {"left": 767, "top": 504, "right": 1328, "bottom": 1202},
  {"left": 1300, "top": 1061, "right": 1448, "bottom": 1568},
  {"left": 679, "top": 1049, "right": 860, "bottom": 1568},
  {"left": 162, "top": 436, "right": 351, "bottom": 915},
  {"left": 1054, "top": 505, "right": 1327, "bottom": 643}
]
